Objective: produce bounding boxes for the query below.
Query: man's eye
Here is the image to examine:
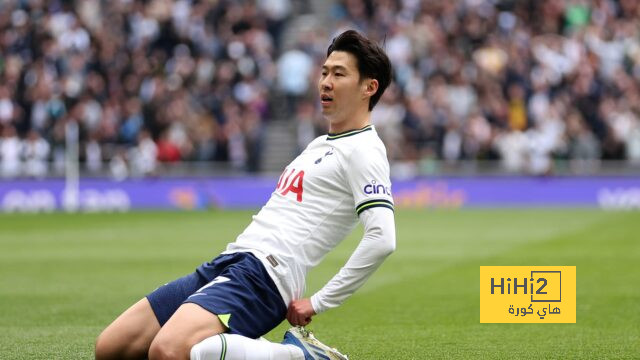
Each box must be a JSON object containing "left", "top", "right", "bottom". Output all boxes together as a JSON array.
[{"left": 335, "top": 73, "right": 344, "bottom": 77}]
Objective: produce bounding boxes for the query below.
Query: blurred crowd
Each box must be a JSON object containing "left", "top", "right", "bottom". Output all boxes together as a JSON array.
[
  {"left": 1, "top": 0, "right": 640, "bottom": 178},
  {"left": 291, "top": 0, "right": 640, "bottom": 175},
  {"left": 0, "top": 0, "right": 293, "bottom": 177}
]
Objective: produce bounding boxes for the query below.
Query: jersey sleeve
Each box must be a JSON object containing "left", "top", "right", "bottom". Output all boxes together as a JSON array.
[
  {"left": 310, "top": 206, "right": 396, "bottom": 313},
  {"left": 345, "top": 142, "right": 394, "bottom": 216}
]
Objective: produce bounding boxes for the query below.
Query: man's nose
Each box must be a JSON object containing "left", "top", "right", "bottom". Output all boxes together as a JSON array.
[{"left": 320, "top": 77, "right": 332, "bottom": 90}]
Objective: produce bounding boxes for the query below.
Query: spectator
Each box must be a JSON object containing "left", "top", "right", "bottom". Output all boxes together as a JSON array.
[
  {"left": 22, "top": 129, "right": 50, "bottom": 178},
  {"left": 129, "top": 129, "right": 158, "bottom": 177},
  {"left": 85, "top": 133, "right": 103, "bottom": 174},
  {"left": 1, "top": 125, "right": 22, "bottom": 178},
  {"left": 156, "top": 129, "right": 182, "bottom": 163},
  {"left": 277, "top": 46, "right": 314, "bottom": 113}
]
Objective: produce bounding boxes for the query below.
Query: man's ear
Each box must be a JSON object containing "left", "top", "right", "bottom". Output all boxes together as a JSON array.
[{"left": 363, "top": 79, "right": 379, "bottom": 98}]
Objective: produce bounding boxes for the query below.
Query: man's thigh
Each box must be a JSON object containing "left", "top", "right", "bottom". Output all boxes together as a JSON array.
[
  {"left": 95, "top": 298, "right": 161, "bottom": 360},
  {"left": 149, "top": 303, "right": 226, "bottom": 358}
]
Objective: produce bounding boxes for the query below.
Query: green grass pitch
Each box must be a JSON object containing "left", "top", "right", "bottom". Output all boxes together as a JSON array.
[{"left": 1, "top": 209, "right": 638, "bottom": 359}]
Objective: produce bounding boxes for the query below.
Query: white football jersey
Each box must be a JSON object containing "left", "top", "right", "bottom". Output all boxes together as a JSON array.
[{"left": 225, "top": 124, "right": 394, "bottom": 308}]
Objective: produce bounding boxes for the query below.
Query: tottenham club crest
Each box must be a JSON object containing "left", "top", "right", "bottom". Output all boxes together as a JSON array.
[{"left": 315, "top": 148, "right": 335, "bottom": 164}]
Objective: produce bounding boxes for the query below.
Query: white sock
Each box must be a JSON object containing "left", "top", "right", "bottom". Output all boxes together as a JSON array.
[{"left": 190, "top": 333, "right": 305, "bottom": 360}]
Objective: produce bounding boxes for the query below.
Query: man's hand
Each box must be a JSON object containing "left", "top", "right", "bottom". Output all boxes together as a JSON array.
[{"left": 287, "top": 298, "right": 316, "bottom": 326}]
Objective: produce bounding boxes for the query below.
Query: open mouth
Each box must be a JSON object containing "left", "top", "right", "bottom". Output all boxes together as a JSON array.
[{"left": 321, "top": 94, "right": 333, "bottom": 104}]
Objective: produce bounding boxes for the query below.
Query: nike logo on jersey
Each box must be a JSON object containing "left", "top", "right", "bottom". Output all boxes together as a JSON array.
[{"left": 276, "top": 168, "right": 305, "bottom": 202}]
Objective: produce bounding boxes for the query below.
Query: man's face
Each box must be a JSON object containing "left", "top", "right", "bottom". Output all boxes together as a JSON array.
[{"left": 318, "top": 51, "right": 365, "bottom": 124}]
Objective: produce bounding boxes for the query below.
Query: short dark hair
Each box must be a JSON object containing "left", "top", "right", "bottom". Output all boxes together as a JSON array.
[{"left": 327, "top": 30, "right": 392, "bottom": 111}]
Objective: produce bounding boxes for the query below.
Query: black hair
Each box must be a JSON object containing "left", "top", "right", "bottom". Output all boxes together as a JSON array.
[{"left": 326, "top": 30, "right": 392, "bottom": 111}]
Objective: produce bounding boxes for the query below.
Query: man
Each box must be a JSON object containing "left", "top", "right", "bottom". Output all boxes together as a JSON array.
[{"left": 95, "top": 29, "right": 395, "bottom": 360}]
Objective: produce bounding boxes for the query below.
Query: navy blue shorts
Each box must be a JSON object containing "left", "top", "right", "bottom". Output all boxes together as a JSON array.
[{"left": 146, "top": 252, "right": 286, "bottom": 339}]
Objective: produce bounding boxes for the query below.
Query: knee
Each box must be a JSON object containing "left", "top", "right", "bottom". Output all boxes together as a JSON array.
[
  {"left": 148, "top": 338, "right": 182, "bottom": 360},
  {"left": 94, "top": 332, "right": 117, "bottom": 360},
  {"left": 95, "top": 329, "right": 146, "bottom": 360}
]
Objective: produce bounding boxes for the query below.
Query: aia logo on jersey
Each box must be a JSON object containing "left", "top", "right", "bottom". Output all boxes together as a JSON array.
[
  {"left": 364, "top": 180, "right": 391, "bottom": 196},
  {"left": 276, "top": 168, "right": 305, "bottom": 202}
]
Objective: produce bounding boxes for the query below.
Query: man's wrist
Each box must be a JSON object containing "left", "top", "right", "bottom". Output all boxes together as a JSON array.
[{"left": 310, "top": 294, "right": 325, "bottom": 314}]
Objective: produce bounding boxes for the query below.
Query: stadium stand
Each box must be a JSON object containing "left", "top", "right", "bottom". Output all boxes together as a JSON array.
[{"left": 1, "top": 0, "right": 639, "bottom": 178}]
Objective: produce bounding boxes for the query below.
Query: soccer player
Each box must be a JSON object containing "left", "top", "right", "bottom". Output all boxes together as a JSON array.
[{"left": 95, "top": 29, "right": 395, "bottom": 360}]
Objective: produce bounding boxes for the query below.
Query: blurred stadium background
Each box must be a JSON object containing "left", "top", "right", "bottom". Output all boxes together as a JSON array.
[
  {"left": 1, "top": 0, "right": 640, "bottom": 212},
  {"left": 0, "top": 0, "right": 639, "bottom": 359}
]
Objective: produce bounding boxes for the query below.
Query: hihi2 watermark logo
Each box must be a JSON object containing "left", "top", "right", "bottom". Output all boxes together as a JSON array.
[{"left": 480, "top": 266, "right": 576, "bottom": 323}]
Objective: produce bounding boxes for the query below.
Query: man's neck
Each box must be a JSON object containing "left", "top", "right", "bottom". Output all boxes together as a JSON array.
[{"left": 328, "top": 110, "right": 371, "bottom": 134}]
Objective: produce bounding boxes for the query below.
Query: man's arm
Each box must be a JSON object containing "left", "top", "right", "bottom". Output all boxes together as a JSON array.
[{"left": 287, "top": 206, "right": 395, "bottom": 325}]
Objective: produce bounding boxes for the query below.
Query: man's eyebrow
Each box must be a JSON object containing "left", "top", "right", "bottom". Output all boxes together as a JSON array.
[{"left": 321, "top": 65, "right": 349, "bottom": 72}]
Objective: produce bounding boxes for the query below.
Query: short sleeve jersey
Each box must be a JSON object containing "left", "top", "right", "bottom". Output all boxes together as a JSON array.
[{"left": 226, "top": 125, "right": 394, "bottom": 305}]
